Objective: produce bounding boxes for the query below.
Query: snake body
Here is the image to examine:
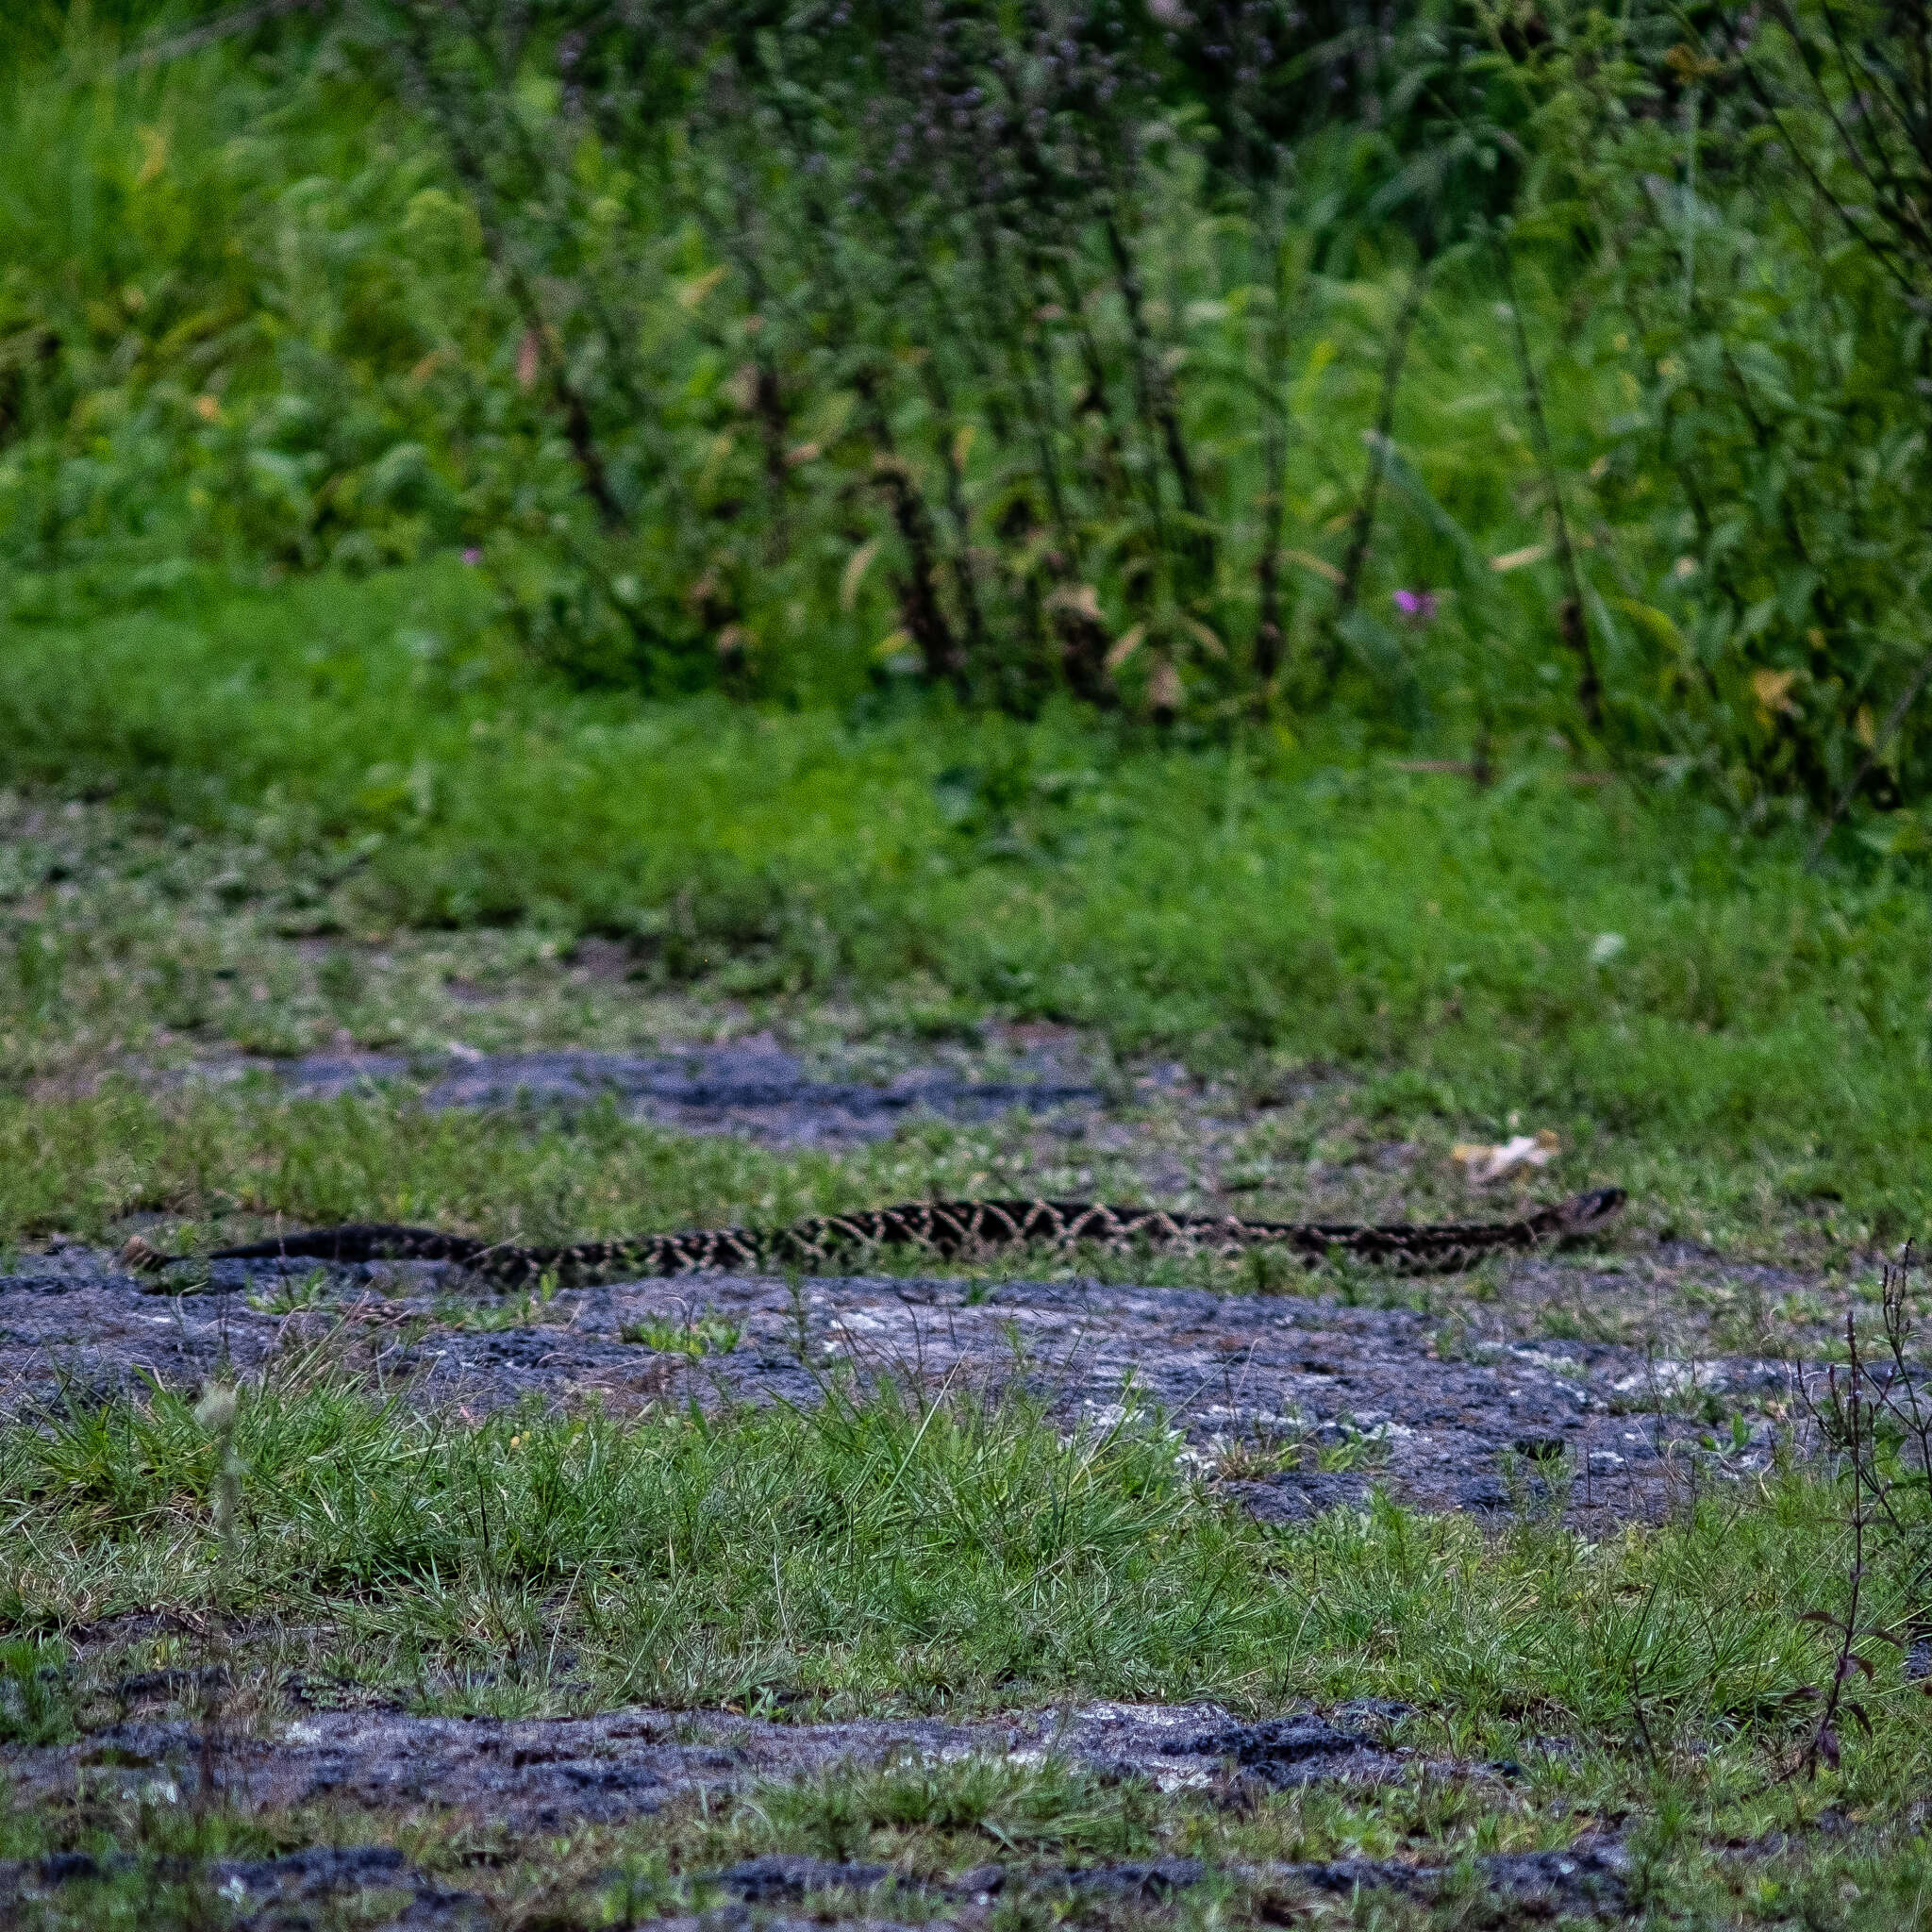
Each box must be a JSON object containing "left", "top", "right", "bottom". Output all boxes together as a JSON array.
[{"left": 127, "top": 1188, "right": 1625, "bottom": 1287}]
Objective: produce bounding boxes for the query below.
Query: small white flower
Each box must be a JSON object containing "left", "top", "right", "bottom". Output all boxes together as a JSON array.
[{"left": 1590, "top": 932, "right": 1626, "bottom": 965}]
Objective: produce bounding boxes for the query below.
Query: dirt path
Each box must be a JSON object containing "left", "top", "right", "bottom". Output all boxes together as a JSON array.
[
  {"left": 3, "top": 1240, "right": 1791, "bottom": 1524},
  {"left": 169, "top": 1039, "right": 1107, "bottom": 1145},
  {"left": 2, "top": 1699, "right": 1638, "bottom": 1925},
  {"left": 0, "top": 1700, "right": 1409, "bottom": 1824}
]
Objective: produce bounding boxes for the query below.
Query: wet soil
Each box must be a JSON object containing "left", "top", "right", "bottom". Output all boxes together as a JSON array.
[
  {"left": 174, "top": 1040, "right": 1106, "bottom": 1146},
  {"left": 1, "top": 1701, "right": 1407, "bottom": 1827},
  {"left": 0, "top": 1833, "right": 1636, "bottom": 1930},
  {"left": 0, "top": 1844, "right": 479, "bottom": 1930},
  {"left": 2, "top": 1241, "right": 1792, "bottom": 1524},
  {"left": 5, "top": 1700, "right": 1650, "bottom": 1928}
]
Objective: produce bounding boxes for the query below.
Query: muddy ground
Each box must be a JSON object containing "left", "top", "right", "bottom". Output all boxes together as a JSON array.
[
  {"left": 0, "top": 1045, "right": 1831, "bottom": 1927},
  {"left": 0, "top": 1696, "right": 1633, "bottom": 1928},
  {"left": 1, "top": 1236, "right": 1794, "bottom": 1525},
  {"left": 171, "top": 1039, "right": 1108, "bottom": 1146},
  {"left": 7, "top": 1043, "right": 1816, "bottom": 1524},
  {"left": 2, "top": 1700, "right": 1414, "bottom": 1824},
  {"left": 0, "top": 1829, "right": 1636, "bottom": 1931}
]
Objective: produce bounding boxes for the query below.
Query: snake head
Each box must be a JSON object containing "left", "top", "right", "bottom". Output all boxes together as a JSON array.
[{"left": 1554, "top": 1187, "right": 1627, "bottom": 1236}]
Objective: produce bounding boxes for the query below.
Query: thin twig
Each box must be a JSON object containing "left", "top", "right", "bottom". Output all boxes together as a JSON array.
[
  {"left": 1493, "top": 229, "right": 1602, "bottom": 730},
  {"left": 1325, "top": 262, "right": 1429, "bottom": 675},
  {"left": 1806, "top": 641, "right": 1932, "bottom": 865},
  {"left": 116, "top": 0, "right": 326, "bottom": 72}
]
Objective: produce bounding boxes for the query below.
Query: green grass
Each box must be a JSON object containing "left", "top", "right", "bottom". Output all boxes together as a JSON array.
[
  {"left": 3, "top": 21, "right": 1930, "bottom": 1926},
  {"left": 0, "top": 486, "right": 1924, "bottom": 1932},
  {"left": 0, "top": 561, "right": 1925, "bottom": 1249},
  {"left": 0, "top": 1374, "right": 1920, "bottom": 1751},
  {"left": 7, "top": 1379, "right": 1932, "bottom": 1927}
]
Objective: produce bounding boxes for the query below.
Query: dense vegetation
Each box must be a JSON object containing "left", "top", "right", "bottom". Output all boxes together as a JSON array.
[
  {"left": 8, "top": 0, "right": 1932, "bottom": 838},
  {"left": 11, "top": 16, "right": 1932, "bottom": 1924}
]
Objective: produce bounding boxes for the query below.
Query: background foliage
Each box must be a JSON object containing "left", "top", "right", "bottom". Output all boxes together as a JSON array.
[{"left": 5, "top": 0, "right": 1932, "bottom": 831}]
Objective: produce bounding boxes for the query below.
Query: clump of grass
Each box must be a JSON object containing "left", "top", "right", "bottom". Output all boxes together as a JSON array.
[
  {"left": 0, "top": 1636, "right": 73, "bottom": 1746},
  {"left": 746, "top": 1757, "right": 1161, "bottom": 1864},
  {"left": 620, "top": 1314, "right": 742, "bottom": 1357},
  {"left": 8, "top": 1374, "right": 1932, "bottom": 1925},
  {"left": 0, "top": 1374, "right": 1916, "bottom": 1746}
]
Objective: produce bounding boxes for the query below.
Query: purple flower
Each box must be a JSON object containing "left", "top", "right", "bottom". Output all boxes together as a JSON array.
[
  {"left": 461, "top": 547, "right": 482, "bottom": 566},
  {"left": 1393, "top": 589, "right": 1439, "bottom": 625}
]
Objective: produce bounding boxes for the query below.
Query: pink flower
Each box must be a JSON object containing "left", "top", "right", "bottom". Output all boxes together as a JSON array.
[
  {"left": 462, "top": 546, "right": 482, "bottom": 566},
  {"left": 1393, "top": 589, "right": 1439, "bottom": 624}
]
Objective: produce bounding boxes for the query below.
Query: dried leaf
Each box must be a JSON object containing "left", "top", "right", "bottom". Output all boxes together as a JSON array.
[
  {"left": 1451, "top": 1131, "right": 1562, "bottom": 1185},
  {"left": 1284, "top": 547, "right": 1344, "bottom": 586},
  {"left": 1183, "top": 617, "right": 1228, "bottom": 659},
  {"left": 1048, "top": 583, "right": 1104, "bottom": 623},
  {"left": 1106, "top": 624, "right": 1147, "bottom": 673},
  {"left": 1147, "top": 658, "right": 1183, "bottom": 715},
  {"left": 841, "top": 539, "right": 881, "bottom": 613},
  {"left": 1751, "top": 667, "right": 1798, "bottom": 721},
  {"left": 1665, "top": 42, "right": 1723, "bottom": 77},
  {"left": 952, "top": 424, "right": 977, "bottom": 470},
  {"left": 676, "top": 265, "right": 728, "bottom": 309},
  {"left": 1491, "top": 542, "right": 1551, "bottom": 573},
  {"left": 516, "top": 328, "right": 541, "bottom": 391}
]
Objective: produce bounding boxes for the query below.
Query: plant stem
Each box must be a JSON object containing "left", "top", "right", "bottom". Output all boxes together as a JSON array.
[
  {"left": 1326, "top": 261, "right": 1429, "bottom": 678},
  {"left": 1492, "top": 229, "right": 1603, "bottom": 730}
]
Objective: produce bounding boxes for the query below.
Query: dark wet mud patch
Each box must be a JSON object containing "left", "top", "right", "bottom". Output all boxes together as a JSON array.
[
  {"left": 21, "top": 1699, "right": 1659, "bottom": 1929},
  {"left": 1, "top": 1249, "right": 1795, "bottom": 1523},
  {"left": 0, "top": 1843, "right": 480, "bottom": 1929},
  {"left": 4, "top": 1834, "right": 1638, "bottom": 1927},
  {"left": 1257, "top": 1840, "right": 1632, "bottom": 1917},
  {"left": 1, "top": 1701, "right": 1411, "bottom": 1828},
  {"left": 174, "top": 1041, "right": 1106, "bottom": 1147}
]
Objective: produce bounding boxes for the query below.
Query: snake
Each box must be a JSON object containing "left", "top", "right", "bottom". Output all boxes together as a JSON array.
[{"left": 124, "top": 1187, "right": 1625, "bottom": 1287}]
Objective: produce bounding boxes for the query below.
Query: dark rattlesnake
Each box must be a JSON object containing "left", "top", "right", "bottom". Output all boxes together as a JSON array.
[{"left": 125, "top": 1188, "right": 1625, "bottom": 1287}]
